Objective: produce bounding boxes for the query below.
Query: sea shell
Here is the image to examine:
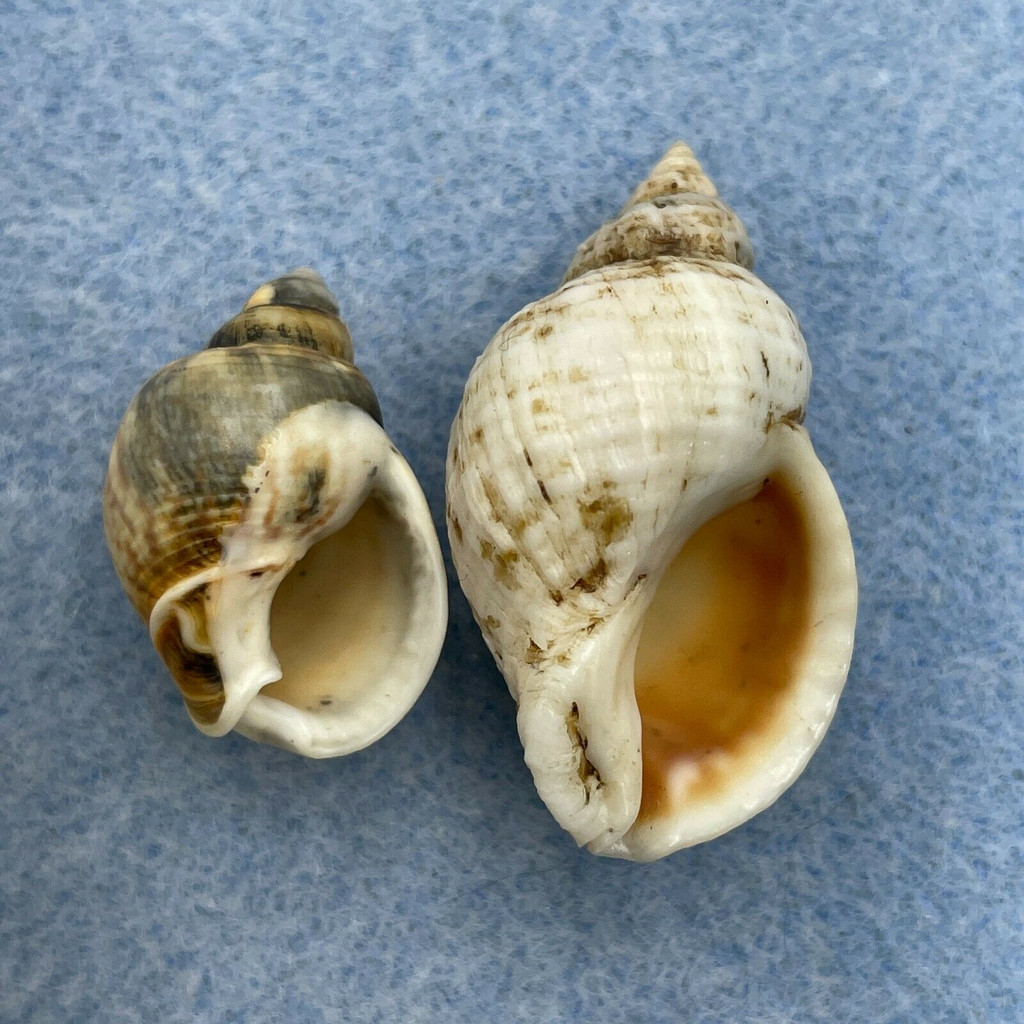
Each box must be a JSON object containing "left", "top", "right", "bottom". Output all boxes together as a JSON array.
[
  {"left": 104, "top": 268, "right": 447, "bottom": 757},
  {"left": 446, "top": 143, "right": 857, "bottom": 860}
]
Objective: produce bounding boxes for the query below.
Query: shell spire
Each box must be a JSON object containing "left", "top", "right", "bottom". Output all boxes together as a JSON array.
[
  {"left": 207, "top": 266, "right": 355, "bottom": 364},
  {"left": 622, "top": 140, "right": 720, "bottom": 207},
  {"left": 241, "top": 266, "right": 341, "bottom": 317},
  {"left": 563, "top": 141, "right": 754, "bottom": 282}
]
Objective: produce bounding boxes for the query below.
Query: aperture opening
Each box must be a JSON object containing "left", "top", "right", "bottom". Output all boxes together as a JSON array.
[
  {"left": 263, "top": 497, "right": 414, "bottom": 715},
  {"left": 633, "top": 476, "right": 812, "bottom": 824}
]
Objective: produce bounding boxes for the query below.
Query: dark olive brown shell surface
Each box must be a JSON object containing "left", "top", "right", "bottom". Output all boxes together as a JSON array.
[{"left": 102, "top": 343, "right": 381, "bottom": 622}]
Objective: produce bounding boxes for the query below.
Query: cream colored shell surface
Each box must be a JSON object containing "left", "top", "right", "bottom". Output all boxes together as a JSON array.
[
  {"left": 448, "top": 257, "right": 809, "bottom": 685},
  {"left": 446, "top": 142, "right": 856, "bottom": 860}
]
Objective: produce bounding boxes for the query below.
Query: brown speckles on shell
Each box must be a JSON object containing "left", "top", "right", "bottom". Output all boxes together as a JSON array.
[
  {"left": 448, "top": 513, "right": 463, "bottom": 545},
  {"left": 578, "top": 491, "right": 631, "bottom": 549},
  {"left": 478, "top": 537, "right": 520, "bottom": 588},
  {"left": 571, "top": 558, "right": 608, "bottom": 594},
  {"left": 524, "top": 639, "right": 543, "bottom": 666},
  {"left": 622, "top": 141, "right": 720, "bottom": 207}
]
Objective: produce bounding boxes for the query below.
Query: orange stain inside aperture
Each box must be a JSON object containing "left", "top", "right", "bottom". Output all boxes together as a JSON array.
[{"left": 633, "top": 477, "right": 812, "bottom": 823}]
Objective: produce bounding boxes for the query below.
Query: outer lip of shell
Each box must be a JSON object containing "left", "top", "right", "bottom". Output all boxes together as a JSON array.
[{"left": 453, "top": 422, "right": 856, "bottom": 860}]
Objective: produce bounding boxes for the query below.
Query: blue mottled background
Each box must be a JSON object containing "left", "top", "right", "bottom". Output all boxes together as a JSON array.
[{"left": 1, "top": 1, "right": 1021, "bottom": 1021}]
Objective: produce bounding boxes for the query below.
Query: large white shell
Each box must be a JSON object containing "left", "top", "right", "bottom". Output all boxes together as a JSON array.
[
  {"left": 104, "top": 269, "right": 447, "bottom": 757},
  {"left": 446, "top": 144, "right": 857, "bottom": 860}
]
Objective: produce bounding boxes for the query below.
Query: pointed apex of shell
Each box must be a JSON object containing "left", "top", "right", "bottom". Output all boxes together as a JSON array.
[
  {"left": 208, "top": 268, "right": 353, "bottom": 362},
  {"left": 244, "top": 266, "right": 341, "bottom": 317},
  {"left": 562, "top": 140, "right": 753, "bottom": 283},
  {"left": 622, "top": 141, "right": 719, "bottom": 210}
]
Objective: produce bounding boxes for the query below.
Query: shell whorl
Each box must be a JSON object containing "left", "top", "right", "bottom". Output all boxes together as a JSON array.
[
  {"left": 563, "top": 141, "right": 754, "bottom": 283},
  {"left": 448, "top": 144, "right": 809, "bottom": 688},
  {"left": 207, "top": 267, "right": 355, "bottom": 363}
]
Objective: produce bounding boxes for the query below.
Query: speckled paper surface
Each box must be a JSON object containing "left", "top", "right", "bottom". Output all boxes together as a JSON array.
[{"left": 1, "top": 2, "right": 1021, "bottom": 1021}]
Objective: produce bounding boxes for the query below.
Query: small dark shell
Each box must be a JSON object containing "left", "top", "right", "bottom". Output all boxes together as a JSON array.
[{"left": 103, "top": 270, "right": 383, "bottom": 723}]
